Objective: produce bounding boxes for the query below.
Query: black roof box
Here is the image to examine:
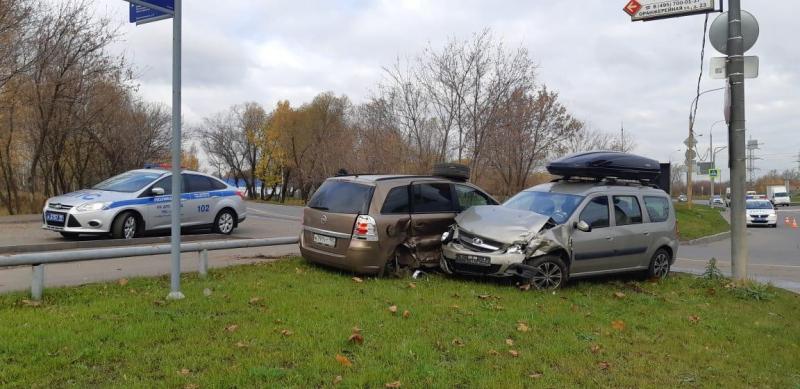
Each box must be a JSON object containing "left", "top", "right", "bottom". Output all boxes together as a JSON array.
[{"left": 547, "top": 151, "right": 661, "bottom": 181}]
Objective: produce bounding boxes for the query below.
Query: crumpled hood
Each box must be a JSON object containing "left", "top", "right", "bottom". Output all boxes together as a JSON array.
[
  {"left": 46, "top": 189, "right": 132, "bottom": 207},
  {"left": 455, "top": 205, "right": 552, "bottom": 244}
]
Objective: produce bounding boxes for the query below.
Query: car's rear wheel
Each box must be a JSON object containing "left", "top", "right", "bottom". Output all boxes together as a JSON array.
[
  {"left": 213, "top": 209, "right": 236, "bottom": 235},
  {"left": 524, "top": 255, "right": 567, "bottom": 290},
  {"left": 111, "top": 212, "right": 138, "bottom": 240},
  {"left": 647, "top": 248, "right": 671, "bottom": 279},
  {"left": 59, "top": 231, "right": 79, "bottom": 240}
]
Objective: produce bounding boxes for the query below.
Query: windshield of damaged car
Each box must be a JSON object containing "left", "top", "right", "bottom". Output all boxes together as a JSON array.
[
  {"left": 503, "top": 191, "right": 583, "bottom": 224},
  {"left": 92, "top": 171, "right": 164, "bottom": 193}
]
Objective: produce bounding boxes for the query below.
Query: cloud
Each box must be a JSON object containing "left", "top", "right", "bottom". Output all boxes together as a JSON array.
[{"left": 89, "top": 0, "right": 798, "bottom": 175}]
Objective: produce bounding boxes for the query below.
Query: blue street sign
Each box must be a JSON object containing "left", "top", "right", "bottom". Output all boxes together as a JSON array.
[{"left": 129, "top": 0, "right": 174, "bottom": 24}]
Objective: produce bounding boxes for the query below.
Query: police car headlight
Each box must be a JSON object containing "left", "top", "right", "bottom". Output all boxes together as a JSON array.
[{"left": 76, "top": 202, "right": 110, "bottom": 212}]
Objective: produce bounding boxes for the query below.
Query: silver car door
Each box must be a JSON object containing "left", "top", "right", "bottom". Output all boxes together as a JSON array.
[
  {"left": 570, "top": 195, "right": 618, "bottom": 274},
  {"left": 143, "top": 175, "right": 173, "bottom": 230},
  {"left": 182, "top": 174, "right": 206, "bottom": 226},
  {"left": 609, "top": 194, "right": 649, "bottom": 269}
]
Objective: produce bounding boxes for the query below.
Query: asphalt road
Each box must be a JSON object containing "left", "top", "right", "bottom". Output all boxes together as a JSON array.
[
  {"left": 2, "top": 202, "right": 799, "bottom": 293},
  {"left": 675, "top": 205, "right": 800, "bottom": 291}
]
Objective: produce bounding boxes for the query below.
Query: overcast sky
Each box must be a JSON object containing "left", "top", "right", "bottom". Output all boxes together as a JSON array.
[{"left": 90, "top": 0, "right": 799, "bottom": 178}]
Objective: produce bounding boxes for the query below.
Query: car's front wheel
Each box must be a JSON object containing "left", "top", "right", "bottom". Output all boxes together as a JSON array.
[
  {"left": 524, "top": 255, "right": 567, "bottom": 290},
  {"left": 647, "top": 248, "right": 671, "bottom": 279},
  {"left": 213, "top": 209, "right": 236, "bottom": 235},
  {"left": 111, "top": 212, "right": 138, "bottom": 240}
]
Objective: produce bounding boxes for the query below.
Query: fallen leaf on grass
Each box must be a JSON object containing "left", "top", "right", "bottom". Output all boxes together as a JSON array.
[
  {"left": 352, "top": 277, "right": 363, "bottom": 283},
  {"left": 613, "top": 291, "right": 625, "bottom": 299},
  {"left": 529, "top": 372, "right": 543, "bottom": 379},
  {"left": 452, "top": 338, "right": 465, "bottom": 347},
  {"left": 184, "top": 384, "right": 199, "bottom": 389},
  {"left": 518, "top": 283, "right": 531, "bottom": 291},
  {"left": 153, "top": 300, "right": 165, "bottom": 306},
  {"left": 203, "top": 288, "right": 212, "bottom": 296},
  {"left": 407, "top": 282, "right": 416, "bottom": 289},
  {"left": 21, "top": 299, "right": 41, "bottom": 307},
  {"left": 225, "top": 324, "right": 239, "bottom": 333},
  {"left": 688, "top": 315, "right": 700, "bottom": 324},
  {"left": 488, "top": 349, "right": 500, "bottom": 356},
  {"left": 508, "top": 350, "right": 520, "bottom": 357},
  {"left": 597, "top": 361, "right": 611, "bottom": 370},
  {"left": 611, "top": 320, "right": 625, "bottom": 331},
  {"left": 590, "top": 344, "right": 602, "bottom": 354},
  {"left": 280, "top": 329, "right": 293, "bottom": 337},
  {"left": 235, "top": 341, "right": 248, "bottom": 348},
  {"left": 478, "top": 294, "right": 492, "bottom": 300},
  {"left": 505, "top": 338, "right": 514, "bottom": 346},
  {"left": 295, "top": 267, "right": 304, "bottom": 274},
  {"left": 402, "top": 310, "right": 411, "bottom": 318},
  {"left": 333, "top": 375, "right": 343, "bottom": 385},
  {"left": 516, "top": 322, "right": 530, "bottom": 332},
  {"left": 118, "top": 278, "right": 129, "bottom": 286},
  {"left": 178, "top": 368, "right": 190, "bottom": 376},
  {"left": 385, "top": 381, "right": 401, "bottom": 388},
  {"left": 388, "top": 305, "right": 398, "bottom": 314},
  {"left": 707, "top": 288, "right": 717, "bottom": 296},
  {"left": 348, "top": 333, "right": 364, "bottom": 344},
  {"left": 335, "top": 354, "right": 352, "bottom": 367},
  {"left": 248, "top": 297, "right": 262, "bottom": 305}
]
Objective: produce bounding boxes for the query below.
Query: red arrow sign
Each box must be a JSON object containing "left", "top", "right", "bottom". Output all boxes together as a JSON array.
[{"left": 623, "top": 0, "right": 642, "bottom": 16}]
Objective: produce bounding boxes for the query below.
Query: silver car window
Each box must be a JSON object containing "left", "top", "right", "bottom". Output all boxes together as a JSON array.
[
  {"left": 612, "top": 195, "right": 643, "bottom": 226},
  {"left": 643, "top": 196, "right": 670, "bottom": 222},
  {"left": 92, "top": 171, "right": 163, "bottom": 193},
  {"left": 579, "top": 196, "right": 610, "bottom": 229}
]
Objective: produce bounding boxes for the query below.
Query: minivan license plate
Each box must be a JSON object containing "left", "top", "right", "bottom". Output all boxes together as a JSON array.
[
  {"left": 313, "top": 233, "right": 336, "bottom": 247},
  {"left": 456, "top": 254, "right": 490, "bottom": 266}
]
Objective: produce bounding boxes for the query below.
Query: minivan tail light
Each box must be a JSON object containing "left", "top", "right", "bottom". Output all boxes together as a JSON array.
[{"left": 352, "top": 215, "right": 378, "bottom": 241}]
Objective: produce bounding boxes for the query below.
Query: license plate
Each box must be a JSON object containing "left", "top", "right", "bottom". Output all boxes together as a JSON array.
[
  {"left": 313, "top": 233, "right": 336, "bottom": 247},
  {"left": 455, "top": 254, "right": 490, "bottom": 266},
  {"left": 45, "top": 212, "right": 65, "bottom": 223}
]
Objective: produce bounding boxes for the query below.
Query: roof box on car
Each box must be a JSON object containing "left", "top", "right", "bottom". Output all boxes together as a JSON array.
[{"left": 546, "top": 151, "right": 661, "bottom": 181}]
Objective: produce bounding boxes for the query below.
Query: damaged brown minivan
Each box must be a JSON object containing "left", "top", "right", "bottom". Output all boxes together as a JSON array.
[{"left": 299, "top": 167, "right": 498, "bottom": 275}]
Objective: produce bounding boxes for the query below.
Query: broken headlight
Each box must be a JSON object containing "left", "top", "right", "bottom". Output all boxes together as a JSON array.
[
  {"left": 506, "top": 244, "right": 525, "bottom": 254},
  {"left": 441, "top": 226, "right": 456, "bottom": 244}
]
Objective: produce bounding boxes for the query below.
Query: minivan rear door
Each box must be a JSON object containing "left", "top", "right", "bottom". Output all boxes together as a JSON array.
[
  {"left": 409, "top": 182, "right": 457, "bottom": 264},
  {"left": 302, "top": 180, "right": 374, "bottom": 256}
]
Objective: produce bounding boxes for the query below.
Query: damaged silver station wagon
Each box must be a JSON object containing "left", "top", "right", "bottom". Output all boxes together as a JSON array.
[
  {"left": 441, "top": 180, "right": 679, "bottom": 289},
  {"left": 441, "top": 152, "right": 679, "bottom": 289}
]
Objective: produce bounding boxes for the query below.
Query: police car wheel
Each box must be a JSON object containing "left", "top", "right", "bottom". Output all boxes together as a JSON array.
[
  {"left": 112, "top": 212, "right": 138, "bottom": 240},
  {"left": 214, "top": 209, "right": 236, "bottom": 235}
]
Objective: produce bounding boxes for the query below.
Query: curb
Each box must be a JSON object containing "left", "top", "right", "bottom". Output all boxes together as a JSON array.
[
  {"left": 681, "top": 231, "right": 731, "bottom": 246},
  {"left": 0, "top": 214, "right": 41, "bottom": 224}
]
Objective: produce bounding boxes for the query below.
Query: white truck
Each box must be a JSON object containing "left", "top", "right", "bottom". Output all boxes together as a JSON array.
[{"left": 767, "top": 185, "right": 791, "bottom": 207}]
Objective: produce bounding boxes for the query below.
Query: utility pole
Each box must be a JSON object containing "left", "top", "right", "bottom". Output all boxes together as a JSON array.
[
  {"left": 746, "top": 137, "right": 760, "bottom": 187},
  {"left": 727, "top": 0, "right": 748, "bottom": 281},
  {"left": 168, "top": 0, "right": 184, "bottom": 300}
]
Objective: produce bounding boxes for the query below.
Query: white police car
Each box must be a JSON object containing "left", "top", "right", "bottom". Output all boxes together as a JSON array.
[{"left": 42, "top": 168, "right": 247, "bottom": 239}]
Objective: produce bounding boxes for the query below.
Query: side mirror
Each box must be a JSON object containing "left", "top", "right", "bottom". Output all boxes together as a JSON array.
[
  {"left": 151, "top": 187, "right": 165, "bottom": 196},
  {"left": 575, "top": 220, "right": 592, "bottom": 232}
]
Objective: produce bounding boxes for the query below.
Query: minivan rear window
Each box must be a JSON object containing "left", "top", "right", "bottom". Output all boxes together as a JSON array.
[{"left": 308, "top": 180, "right": 374, "bottom": 214}]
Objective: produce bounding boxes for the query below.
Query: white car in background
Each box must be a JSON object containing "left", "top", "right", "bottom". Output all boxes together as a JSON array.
[{"left": 745, "top": 199, "right": 777, "bottom": 228}]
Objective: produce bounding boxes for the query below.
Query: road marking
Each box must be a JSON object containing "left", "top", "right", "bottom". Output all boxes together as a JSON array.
[{"left": 677, "top": 258, "right": 800, "bottom": 269}]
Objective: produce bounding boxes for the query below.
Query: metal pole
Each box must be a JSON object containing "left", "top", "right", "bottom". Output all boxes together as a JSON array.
[
  {"left": 31, "top": 264, "right": 44, "bottom": 301},
  {"left": 727, "top": 0, "right": 748, "bottom": 281},
  {"left": 198, "top": 249, "right": 208, "bottom": 278},
  {"left": 167, "top": 0, "right": 184, "bottom": 300},
  {"left": 710, "top": 131, "right": 714, "bottom": 197}
]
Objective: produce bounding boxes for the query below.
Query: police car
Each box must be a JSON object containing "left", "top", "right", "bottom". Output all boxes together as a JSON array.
[{"left": 42, "top": 168, "right": 247, "bottom": 239}]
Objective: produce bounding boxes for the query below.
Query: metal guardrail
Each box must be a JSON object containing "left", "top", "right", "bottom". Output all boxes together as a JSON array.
[{"left": 0, "top": 236, "right": 299, "bottom": 300}]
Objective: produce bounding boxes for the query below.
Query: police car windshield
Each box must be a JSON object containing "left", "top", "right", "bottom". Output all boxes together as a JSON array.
[
  {"left": 746, "top": 200, "right": 773, "bottom": 210},
  {"left": 503, "top": 191, "right": 583, "bottom": 225},
  {"left": 92, "top": 171, "right": 163, "bottom": 193}
]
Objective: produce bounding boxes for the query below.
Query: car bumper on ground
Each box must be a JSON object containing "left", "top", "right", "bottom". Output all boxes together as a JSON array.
[
  {"left": 441, "top": 242, "right": 526, "bottom": 277},
  {"left": 299, "top": 232, "right": 384, "bottom": 274}
]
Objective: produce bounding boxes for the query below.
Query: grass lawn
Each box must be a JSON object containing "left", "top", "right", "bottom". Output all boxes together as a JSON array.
[
  {"left": 2, "top": 258, "right": 799, "bottom": 387},
  {"left": 675, "top": 203, "right": 730, "bottom": 241}
]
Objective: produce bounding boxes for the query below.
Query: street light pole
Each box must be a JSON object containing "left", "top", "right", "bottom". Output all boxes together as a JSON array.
[
  {"left": 686, "top": 87, "right": 725, "bottom": 209},
  {"left": 167, "top": 0, "right": 184, "bottom": 300},
  {"left": 708, "top": 119, "right": 725, "bottom": 196},
  {"left": 728, "top": 0, "right": 748, "bottom": 281}
]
